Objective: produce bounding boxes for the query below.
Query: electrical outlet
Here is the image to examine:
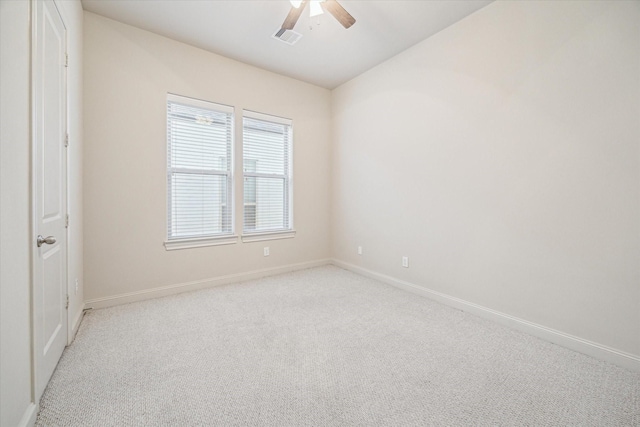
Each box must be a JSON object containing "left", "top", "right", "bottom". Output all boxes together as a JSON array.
[
  {"left": 402, "top": 256, "right": 409, "bottom": 268},
  {"left": 264, "top": 247, "right": 270, "bottom": 257},
  {"left": 357, "top": 246, "right": 362, "bottom": 255},
  {"left": 75, "top": 278, "right": 79, "bottom": 295}
]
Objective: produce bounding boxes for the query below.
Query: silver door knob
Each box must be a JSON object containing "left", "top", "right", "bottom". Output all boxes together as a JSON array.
[{"left": 37, "top": 235, "right": 56, "bottom": 247}]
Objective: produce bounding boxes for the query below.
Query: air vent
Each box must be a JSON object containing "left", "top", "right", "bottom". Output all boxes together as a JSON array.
[{"left": 272, "top": 28, "right": 303, "bottom": 45}]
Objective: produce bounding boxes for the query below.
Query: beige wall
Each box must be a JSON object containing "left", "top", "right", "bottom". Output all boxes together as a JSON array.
[
  {"left": 1, "top": 0, "right": 83, "bottom": 425},
  {"left": 332, "top": 1, "right": 640, "bottom": 357},
  {"left": 83, "top": 12, "right": 332, "bottom": 302}
]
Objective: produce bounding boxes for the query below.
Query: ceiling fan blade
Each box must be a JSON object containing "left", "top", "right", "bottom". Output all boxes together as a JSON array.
[
  {"left": 281, "top": 0, "right": 309, "bottom": 30},
  {"left": 322, "top": 0, "right": 356, "bottom": 29}
]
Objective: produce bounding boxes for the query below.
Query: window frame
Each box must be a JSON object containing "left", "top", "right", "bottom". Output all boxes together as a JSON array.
[
  {"left": 164, "top": 93, "right": 237, "bottom": 250},
  {"left": 241, "top": 110, "right": 295, "bottom": 242}
]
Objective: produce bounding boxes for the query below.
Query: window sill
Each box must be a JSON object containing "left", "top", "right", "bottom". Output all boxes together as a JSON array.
[
  {"left": 164, "top": 235, "right": 238, "bottom": 251},
  {"left": 241, "top": 230, "right": 296, "bottom": 243}
]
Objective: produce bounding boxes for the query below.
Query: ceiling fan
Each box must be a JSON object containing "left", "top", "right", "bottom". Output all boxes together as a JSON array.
[{"left": 279, "top": 0, "right": 356, "bottom": 33}]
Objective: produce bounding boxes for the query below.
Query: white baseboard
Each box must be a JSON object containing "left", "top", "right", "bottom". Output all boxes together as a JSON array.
[
  {"left": 69, "top": 304, "right": 84, "bottom": 342},
  {"left": 332, "top": 259, "right": 640, "bottom": 373},
  {"left": 18, "top": 402, "right": 37, "bottom": 427},
  {"left": 84, "top": 259, "right": 332, "bottom": 310}
]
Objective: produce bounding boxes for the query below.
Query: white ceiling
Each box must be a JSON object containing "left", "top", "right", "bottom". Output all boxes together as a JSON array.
[{"left": 81, "top": 0, "right": 492, "bottom": 89}]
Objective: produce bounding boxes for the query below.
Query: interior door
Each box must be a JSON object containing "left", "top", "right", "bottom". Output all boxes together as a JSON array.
[{"left": 33, "top": 0, "right": 68, "bottom": 400}]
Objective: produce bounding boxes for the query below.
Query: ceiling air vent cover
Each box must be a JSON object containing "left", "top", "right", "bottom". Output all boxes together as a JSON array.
[{"left": 272, "top": 28, "right": 303, "bottom": 45}]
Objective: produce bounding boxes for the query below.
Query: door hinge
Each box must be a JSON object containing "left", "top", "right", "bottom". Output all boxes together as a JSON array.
[
  {"left": 65, "top": 53, "right": 69, "bottom": 68},
  {"left": 65, "top": 133, "right": 69, "bottom": 147},
  {"left": 65, "top": 214, "right": 69, "bottom": 228},
  {"left": 66, "top": 294, "right": 69, "bottom": 310}
]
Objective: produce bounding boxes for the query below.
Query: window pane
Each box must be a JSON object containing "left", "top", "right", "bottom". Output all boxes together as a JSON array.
[
  {"left": 242, "top": 113, "right": 292, "bottom": 234},
  {"left": 243, "top": 177, "right": 286, "bottom": 232},
  {"left": 167, "top": 96, "right": 233, "bottom": 240},
  {"left": 243, "top": 118, "right": 288, "bottom": 175},
  {"left": 169, "top": 121, "right": 229, "bottom": 171},
  {"left": 169, "top": 173, "right": 230, "bottom": 238}
]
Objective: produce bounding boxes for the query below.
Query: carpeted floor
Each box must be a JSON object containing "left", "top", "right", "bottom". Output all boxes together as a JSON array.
[{"left": 36, "top": 266, "right": 639, "bottom": 426}]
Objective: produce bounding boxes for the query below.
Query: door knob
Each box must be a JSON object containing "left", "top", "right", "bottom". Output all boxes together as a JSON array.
[{"left": 37, "top": 235, "right": 56, "bottom": 247}]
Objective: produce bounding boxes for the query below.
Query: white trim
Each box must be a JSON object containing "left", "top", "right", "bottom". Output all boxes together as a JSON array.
[
  {"left": 164, "top": 235, "right": 238, "bottom": 250},
  {"left": 243, "top": 109, "right": 292, "bottom": 126},
  {"left": 241, "top": 230, "right": 296, "bottom": 243},
  {"left": 18, "top": 402, "right": 37, "bottom": 427},
  {"left": 167, "top": 93, "right": 233, "bottom": 114},
  {"left": 166, "top": 95, "right": 235, "bottom": 242},
  {"left": 331, "top": 259, "right": 640, "bottom": 373},
  {"left": 241, "top": 112, "right": 294, "bottom": 233},
  {"left": 84, "top": 258, "right": 331, "bottom": 309}
]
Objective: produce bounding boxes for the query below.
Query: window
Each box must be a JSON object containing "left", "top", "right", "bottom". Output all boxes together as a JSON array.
[
  {"left": 165, "top": 94, "right": 235, "bottom": 249},
  {"left": 242, "top": 111, "right": 294, "bottom": 239}
]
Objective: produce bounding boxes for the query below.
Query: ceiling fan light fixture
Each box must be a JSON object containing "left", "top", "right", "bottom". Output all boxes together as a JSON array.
[
  {"left": 309, "top": 0, "right": 324, "bottom": 17},
  {"left": 280, "top": 0, "right": 354, "bottom": 32}
]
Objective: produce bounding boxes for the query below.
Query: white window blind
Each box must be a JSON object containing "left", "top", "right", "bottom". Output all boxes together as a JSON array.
[
  {"left": 242, "top": 111, "right": 293, "bottom": 234},
  {"left": 167, "top": 94, "right": 233, "bottom": 241}
]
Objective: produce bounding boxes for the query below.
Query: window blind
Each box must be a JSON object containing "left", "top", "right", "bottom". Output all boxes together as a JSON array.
[
  {"left": 167, "top": 94, "right": 233, "bottom": 240},
  {"left": 242, "top": 111, "right": 293, "bottom": 234}
]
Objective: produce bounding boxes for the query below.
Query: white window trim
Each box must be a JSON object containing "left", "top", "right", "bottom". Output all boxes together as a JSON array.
[
  {"left": 243, "top": 110, "right": 292, "bottom": 126},
  {"left": 167, "top": 93, "right": 234, "bottom": 114},
  {"left": 242, "top": 110, "right": 294, "bottom": 235},
  {"left": 166, "top": 93, "right": 236, "bottom": 248},
  {"left": 241, "top": 230, "right": 296, "bottom": 243},
  {"left": 164, "top": 235, "right": 238, "bottom": 251}
]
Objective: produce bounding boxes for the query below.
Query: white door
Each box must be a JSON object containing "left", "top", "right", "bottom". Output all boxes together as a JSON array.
[{"left": 33, "top": 0, "right": 68, "bottom": 400}]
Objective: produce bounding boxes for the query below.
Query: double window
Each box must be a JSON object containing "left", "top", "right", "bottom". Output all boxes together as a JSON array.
[{"left": 165, "top": 94, "right": 293, "bottom": 249}]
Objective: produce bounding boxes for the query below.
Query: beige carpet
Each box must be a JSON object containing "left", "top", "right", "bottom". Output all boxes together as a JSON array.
[{"left": 37, "top": 266, "right": 639, "bottom": 426}]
